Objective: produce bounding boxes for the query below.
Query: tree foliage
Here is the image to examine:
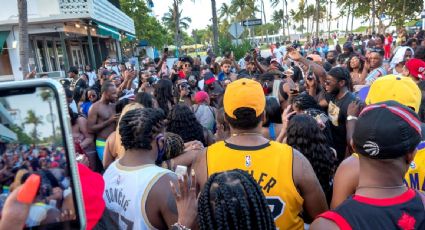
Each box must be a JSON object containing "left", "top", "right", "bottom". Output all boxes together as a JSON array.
[{"left": 119, "top": 0, "right": 171, "bottom": 48}]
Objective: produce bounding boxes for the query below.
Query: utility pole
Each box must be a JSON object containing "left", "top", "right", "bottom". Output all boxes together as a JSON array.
[
  {"left": 328, "top": 0, "right": 332, "bottom": 38},
  {"left": 261, "top": 0, "right": 269, "bottom": 44},
  {"left": 372, "top": 0, "right": 376, "bottom": 33}
]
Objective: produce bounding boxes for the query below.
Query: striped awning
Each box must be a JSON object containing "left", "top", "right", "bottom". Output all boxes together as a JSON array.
[
  {"left": 96, "top": 22, "right": 121, "bottom": 40},
  {"left": 0, "top": 124, "right": 17, "bottom": 143}
]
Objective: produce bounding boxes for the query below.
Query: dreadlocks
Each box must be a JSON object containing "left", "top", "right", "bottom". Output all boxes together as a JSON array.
[
  {"left": 119, "top": 108, "right": 165, "bottom": 150},
  {"left": 198, "top": 169, "right": 275, "bottom": 230}
]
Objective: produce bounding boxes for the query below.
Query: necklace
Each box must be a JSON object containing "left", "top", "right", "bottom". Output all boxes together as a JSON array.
[
  {"left": 356, "top": 185, "right": 406, "bottom": 190},
  {"left": 231, "top": 132, "right": 263, "bottom": 137}
]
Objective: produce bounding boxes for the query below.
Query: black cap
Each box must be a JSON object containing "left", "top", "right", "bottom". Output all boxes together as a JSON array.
[
  {"left": 353, "top": 101, "right": 421, "bottom": 159},
  {"left": 68, "top": 66, "right": 78, "bottom": 74}
]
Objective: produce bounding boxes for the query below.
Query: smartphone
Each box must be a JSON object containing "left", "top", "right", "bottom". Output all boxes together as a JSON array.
[
  {"left": 0, "top": 79, "right": 85, "bottom": 229},
  {"left": 175, "top": 165, "right": 187, "bottom": 180}
]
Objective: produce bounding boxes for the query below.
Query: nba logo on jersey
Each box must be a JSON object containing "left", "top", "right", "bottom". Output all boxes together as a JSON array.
[{"left": 245, "top": 155, "right": 251, "bottom": 167}]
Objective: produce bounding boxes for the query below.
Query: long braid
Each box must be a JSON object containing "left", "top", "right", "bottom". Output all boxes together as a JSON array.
[
  {"left": 237, "top": 171, "right": 275, "bottom": 229},
  {"left": 198, "top": 169, "right": 275, "bottom": 230},
  {"left": 198, "top": 174, "right": 218, "bottom": 230}
]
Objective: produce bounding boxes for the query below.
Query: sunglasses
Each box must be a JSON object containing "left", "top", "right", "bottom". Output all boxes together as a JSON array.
[{"left": 183, "top": 63, "right": 191, "bottom": 68}]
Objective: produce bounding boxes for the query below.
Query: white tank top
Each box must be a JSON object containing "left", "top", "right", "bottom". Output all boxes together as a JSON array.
[{"left": 103, "top": 161, "right": 173, "bottom": 230}]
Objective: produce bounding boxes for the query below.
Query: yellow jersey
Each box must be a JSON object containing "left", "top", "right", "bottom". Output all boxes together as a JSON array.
[
  {"left": 404, "top": 142, "right": 425, "bottom": 191},
  {"left": 353, "top": 142, "right": 425, "bottom": 191},
  {"left": 207, "top": 141, "right": 304, "bottom": 230}
]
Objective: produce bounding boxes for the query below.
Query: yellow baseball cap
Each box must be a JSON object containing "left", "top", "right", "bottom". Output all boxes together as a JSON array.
[
  {"left": 365, "top": 75, "right": 421, "bottom": 112},
  {"left": 224, "top": 79, "right": 266, "bottom": 119}
]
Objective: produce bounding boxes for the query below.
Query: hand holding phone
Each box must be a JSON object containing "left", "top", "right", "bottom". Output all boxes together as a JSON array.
[{"left": 0, "top": 79, "right": 85, "bottom": 229}]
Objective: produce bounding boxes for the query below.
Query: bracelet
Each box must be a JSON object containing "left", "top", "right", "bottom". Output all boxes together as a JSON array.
[
  {"left": 347, "top": 115, "right": 358, "bottom": 121},
  {"left": 171, "top": 223, "right": 190, "bottom": 230}
]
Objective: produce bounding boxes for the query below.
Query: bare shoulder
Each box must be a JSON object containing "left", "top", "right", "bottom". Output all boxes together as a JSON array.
[
  {"left": 334, "top": 155, "right": 360, "bottom": 182},
  {"left": 292, "top": 149, "right": 318, "bottom": 187},
  {"left": 310, "top": 217, "right": 340, "bottom": 230}
]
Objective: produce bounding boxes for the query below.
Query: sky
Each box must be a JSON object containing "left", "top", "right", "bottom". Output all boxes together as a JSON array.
[{"left": 150, "top": 0, "right": 364, "bottom": 34}]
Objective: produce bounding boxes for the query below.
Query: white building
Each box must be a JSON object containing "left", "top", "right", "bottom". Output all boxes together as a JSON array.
[{"left": 0, "top": 0, "right": 136, "bottom": 81}]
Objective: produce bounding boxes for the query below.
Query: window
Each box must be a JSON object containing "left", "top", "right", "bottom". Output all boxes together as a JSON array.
[
  {"left": 0, "top": 42, "right": 13, "bottom": 76},
  {"left": 46, "top": 41, "right": 57, "bottom": 71},
  {"left": 56, "top": 42, "right": 65, "bottom": 71},
  {"left": 36, "top": 40, "right": 48, "bottom": 72}
]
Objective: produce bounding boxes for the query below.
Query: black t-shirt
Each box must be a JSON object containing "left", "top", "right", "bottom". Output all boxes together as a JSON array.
[{"left": 326, "top": 92, "right": 355, "bottom": 162}]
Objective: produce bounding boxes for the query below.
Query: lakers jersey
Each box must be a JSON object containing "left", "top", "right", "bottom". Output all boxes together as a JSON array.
[
  {"left": 404, "top": 141, "right": 425, "bottom": 191},
  {"left": 207, "top": 141, "right": 304, "bottom": 230}
]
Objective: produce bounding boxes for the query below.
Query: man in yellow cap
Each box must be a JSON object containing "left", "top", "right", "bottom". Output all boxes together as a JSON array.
[
  {"left": 330, "top": 75, "right": 425, "bottom": 209},
  {"left": 193, "top": 78, "right": 328, "bottom": 229}
]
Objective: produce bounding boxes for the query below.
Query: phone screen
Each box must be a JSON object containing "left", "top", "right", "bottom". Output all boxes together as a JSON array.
[{"left": 0, "top": 81, "right": 82, "bottom": 229}]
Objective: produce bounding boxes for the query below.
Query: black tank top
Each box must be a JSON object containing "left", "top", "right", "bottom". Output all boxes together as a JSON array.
[{"left": 319, "top": 189, "right": 425, "bottom": 230}]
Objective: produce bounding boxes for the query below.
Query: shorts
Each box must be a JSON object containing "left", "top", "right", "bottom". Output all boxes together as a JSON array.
[{"left": 95, "top": 139, "right": 106, "bottom": 161}]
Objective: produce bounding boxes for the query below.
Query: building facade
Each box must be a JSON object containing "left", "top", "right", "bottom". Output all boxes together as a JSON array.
[{"left": 0, "top": 0, "right": 136, "bottom": 81}]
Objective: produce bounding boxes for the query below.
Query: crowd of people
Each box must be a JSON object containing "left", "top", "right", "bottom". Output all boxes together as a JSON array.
[{"left": 3, "top": 28, "right": 425, "bottom": 229}]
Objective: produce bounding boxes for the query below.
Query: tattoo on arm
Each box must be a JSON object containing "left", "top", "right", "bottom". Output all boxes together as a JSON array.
[{"left": 167, "top": 190, "right": 178, "bottom": 215}]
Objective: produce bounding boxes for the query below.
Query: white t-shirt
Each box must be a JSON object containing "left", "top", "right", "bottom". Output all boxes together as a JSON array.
[
  {"left": 273, "top": 48, "right": 283, "bottom": 64},
  {"left": 70, "top": 100, "right": 78, "bottom": 113}
]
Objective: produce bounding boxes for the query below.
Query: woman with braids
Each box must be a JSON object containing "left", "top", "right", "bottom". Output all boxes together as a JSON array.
[
  {"left": 155, "top": 79, "right": 175, "bottom": 116},
  {"left": 103, "top": 108, "right": 179, "bottom": 229},
  {"left": 167, "top": 104, "right": 215, "bottom": 147},
  {"left": 291, "top": 92, "right": 334, "bottom": 146},
  {"left": 286, "top": 114, "right": 337, "bottom": 204},
  {"left": 169, "top": 169, "right": 275, "bottom": 230}
]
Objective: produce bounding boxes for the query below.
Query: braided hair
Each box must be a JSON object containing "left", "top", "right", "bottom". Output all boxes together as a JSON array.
[
  {"left": 286, "top": 114, "right": 337, "bottom": 203},
  {"left": 198, "top": 169, "right": 275, "bottom": 230},
  {"left": 119, "top": 108, "right": 165, "bottom": 150},
  {"left": 163, "top": 132, "right": 184, "bottom": 160},
  {"left": 166, "top": 104, "right": 206, "bottom": 146}
]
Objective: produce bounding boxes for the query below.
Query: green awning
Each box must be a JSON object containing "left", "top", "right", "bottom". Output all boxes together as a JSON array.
[
  {"left": 0, "top": 31, "right": 10, "bottom": 54},
  {"left": 0, "top": 124, "right": 17, "bottom": 143},
  {"left": 96, "top": 22, "right": 121, "bottom": 40},
  {"left": 125, "top": 32, "right": 136, "bottom": 41}
]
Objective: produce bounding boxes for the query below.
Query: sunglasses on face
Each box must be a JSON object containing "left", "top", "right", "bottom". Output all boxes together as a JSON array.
[{"left": 183, "top": 63, "right": 191, "bottom": 68}]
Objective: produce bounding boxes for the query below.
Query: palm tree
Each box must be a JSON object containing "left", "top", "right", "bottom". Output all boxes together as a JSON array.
[
  {"left": 230, "top": 0, "right": 258, "bottom": 21},
  {"left": 272, "top": 9, "right": 285, "bottom": 37},
  {"left": 314, "top": 0, "right": 320, "bottom": 37},
  {"left": 18, "top": 0, "right": 29, "bottom": 80},
  {"left": 211, "top": 0, "right": 219, "bottom": 54},
  {"left": 305, "top": 4, "right": 316, "bottom": 36},
  {"left": 218, "top": 3, "right": 233, "bottom": 22},
  {"left": 39, "top": 90, "right": 56, "bottom": 140},
  {"left": 162, "top": 6, "right": 192, "bottom": 49},
  {"left": 24, "top": 110, "right": 43, "bottom": 142}
]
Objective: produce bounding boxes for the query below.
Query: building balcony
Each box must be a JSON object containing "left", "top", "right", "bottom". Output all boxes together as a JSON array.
[{"left": 0, "top": 0, "right": 135, "bottom": 35}]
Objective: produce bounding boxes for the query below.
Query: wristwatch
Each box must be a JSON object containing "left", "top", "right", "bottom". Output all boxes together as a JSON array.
[{"left": 347, "top": 115, "right": 358, "bottom": 121}]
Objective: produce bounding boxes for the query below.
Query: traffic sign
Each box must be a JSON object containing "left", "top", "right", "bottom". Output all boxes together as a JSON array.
[
  {"left": 241, "top": 19, "right": 262, "bottom": 27},
  {"left": 228, "top": 22, "right": 244, "bottom": 39}
]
